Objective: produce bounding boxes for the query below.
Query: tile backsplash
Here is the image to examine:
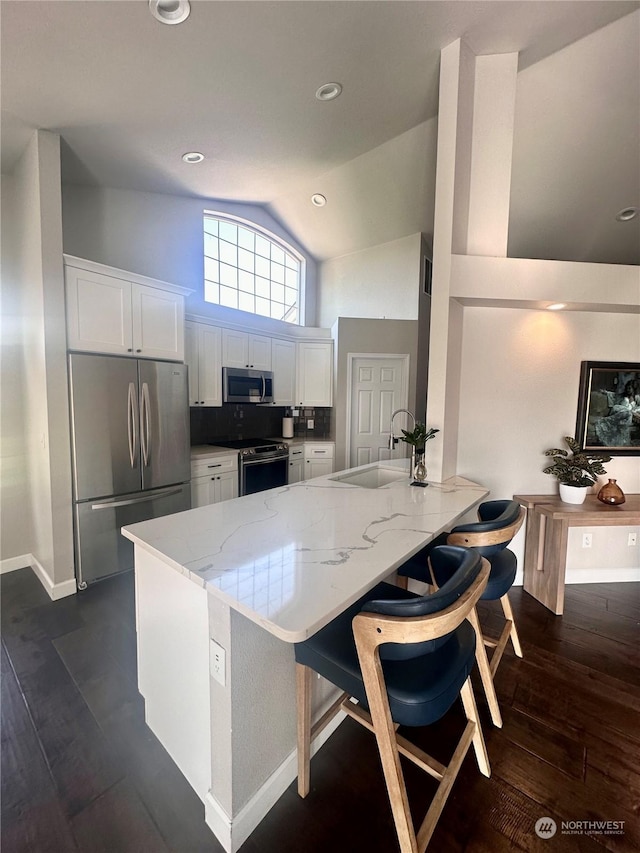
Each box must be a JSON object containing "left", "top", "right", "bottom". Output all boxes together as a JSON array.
[{"left": 190, "top": 405, "right": 332, "bottom": 445}]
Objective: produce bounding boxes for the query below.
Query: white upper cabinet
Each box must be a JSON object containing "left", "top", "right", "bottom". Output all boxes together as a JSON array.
[
  {"left": 296, "top": 341, "right": 333, "bottom": 407},
  {"left": 65, "top": 257, "right": 187, "bottom": 361},
  {"left": 131, "top": 284, "right": 184, "bottom": 361},
  {"left": 221, "top": 329, "right": 272, "bottom": 370},
  {"left": 66, "top": 267, "right": 133, "bottom": 354},
  {"left": 185, "top": 321, "right": 222, "bottom": 406},
  {"left": 271, "top": 338, "right": 296, "bottom": 406}
]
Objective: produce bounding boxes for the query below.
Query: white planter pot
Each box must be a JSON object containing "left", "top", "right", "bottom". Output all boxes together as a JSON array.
[{"left": 559, "top": 483, "right": 590, "bottom": 505}]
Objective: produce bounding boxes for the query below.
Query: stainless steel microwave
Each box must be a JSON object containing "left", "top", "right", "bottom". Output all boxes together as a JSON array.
[{"left": 222, "top": 367, "right": 274, "bottom": 404}]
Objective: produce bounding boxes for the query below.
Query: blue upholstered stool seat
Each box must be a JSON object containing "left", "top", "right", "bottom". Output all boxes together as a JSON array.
[
  {"left": 296, "top": 581, "right": 477, "bottom": 727},
  {"left": 430, "top": 548, "right": 517, "bottom": 601}
]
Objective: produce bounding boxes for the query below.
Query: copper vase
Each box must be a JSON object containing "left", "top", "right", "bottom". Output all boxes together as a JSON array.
[{"left": 597, "top": 479, "right": 625, "bottom": 505}]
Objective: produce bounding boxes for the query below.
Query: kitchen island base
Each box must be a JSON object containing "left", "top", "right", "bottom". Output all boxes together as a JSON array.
[{"left": 134, "top": 545, "right": 345, "bottom": 853}]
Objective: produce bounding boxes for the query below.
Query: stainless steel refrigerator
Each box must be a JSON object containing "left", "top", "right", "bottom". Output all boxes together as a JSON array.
[{"left": 68, "top": 353, "right": 191, "bottom": 588}]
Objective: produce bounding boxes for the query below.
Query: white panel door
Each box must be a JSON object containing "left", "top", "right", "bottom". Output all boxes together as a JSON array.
[{"left": 349, "top": 356, "right": 409, "bottom": 468}]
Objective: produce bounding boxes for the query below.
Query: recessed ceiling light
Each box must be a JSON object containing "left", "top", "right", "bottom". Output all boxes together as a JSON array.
[
  {"left": 311, "top": 193, "right": 327, "bottom": 207},
  {"left": 182, "top": 151, "right": 204, "bottom": 163},
  {"left": 547, "top": 303, "right": 566, "bottom": 311},
  {"left": 149, "top": 0, "right": 191, "bottom": 25},
  {"left": 615, "top": 206, "right": 638, "bottom": 222},
  {"left": 315, "top": 82, "right": 342, "bottom": 102}
]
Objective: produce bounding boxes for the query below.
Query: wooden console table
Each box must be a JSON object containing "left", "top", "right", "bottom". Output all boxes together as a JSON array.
[{"left": 514, "top": 494, "right": 640, "bottom": 615}]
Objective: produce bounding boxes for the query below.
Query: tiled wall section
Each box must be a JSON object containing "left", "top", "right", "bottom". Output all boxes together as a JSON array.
[
  {"left": 292, "top": 407, "right": 332, "bottom": 439},
  {"left": 190, "top": 405, "right": 332, "bottom": 444}
]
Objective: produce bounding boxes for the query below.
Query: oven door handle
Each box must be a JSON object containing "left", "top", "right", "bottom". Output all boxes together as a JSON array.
[{"left": 242, "top": 455, "right": 288, "bottom": 467}]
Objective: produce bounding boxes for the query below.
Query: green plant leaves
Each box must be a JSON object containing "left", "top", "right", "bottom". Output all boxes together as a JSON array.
[
  {"left": 400, "top": 423, "right": 440, "bottom": 448},
  {"left": 542, "top": 436, "right": 612, "bottom": 486}
]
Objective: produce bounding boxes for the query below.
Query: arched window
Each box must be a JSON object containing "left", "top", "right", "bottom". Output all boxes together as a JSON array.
[{"left": 203, "top": 213, "right": 302, "bottom": 324}]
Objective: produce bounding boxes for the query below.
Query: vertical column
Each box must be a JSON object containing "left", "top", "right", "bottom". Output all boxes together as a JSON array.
[{"left": 427, "top": 43, "right": 518, "bottom": 483}]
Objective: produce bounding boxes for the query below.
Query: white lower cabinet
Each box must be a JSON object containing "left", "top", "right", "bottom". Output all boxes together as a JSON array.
[
  {"left": 287, "top": 445, "right": 305, "bottom": 484},
  {"left": 191, "top": 454, "right": 238, "bottom": 508},
  {"left": 304, "top": 442, "right": 334, "bottom": 479}
]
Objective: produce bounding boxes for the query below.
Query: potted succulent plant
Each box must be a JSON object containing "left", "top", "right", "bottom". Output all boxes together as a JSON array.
[
  {"left": 542, "top": 436, "right": 611, "bottom": 504},
  {"left": 400, "top": 423, "right": 439, "bottom": 486}
]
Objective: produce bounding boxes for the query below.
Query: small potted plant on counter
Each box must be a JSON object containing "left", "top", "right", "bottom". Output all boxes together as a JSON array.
[
  {"left": 401, "top": 423, "right": 440, "bottom": 486},
  {"left": 543, "top": 436, "right": 611, "bottom": 504}
]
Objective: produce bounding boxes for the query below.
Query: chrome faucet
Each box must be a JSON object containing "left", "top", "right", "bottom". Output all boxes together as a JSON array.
[{"left": 388, "top": 408, "right": 416, "bottom": 452}]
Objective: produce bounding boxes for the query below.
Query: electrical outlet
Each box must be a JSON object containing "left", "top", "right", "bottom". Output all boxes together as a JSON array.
[
  {"left": 582, "top": 533, "right": 592, "bottom": 548},
  {"left": 629, "top": 532, "right": 638, "bottom": 547},
  {"left": 307, "top": 419, "right": 314, "bottom": 429},
  {"left": 210, "top": 639, "right": 226, "bottom": 686}
]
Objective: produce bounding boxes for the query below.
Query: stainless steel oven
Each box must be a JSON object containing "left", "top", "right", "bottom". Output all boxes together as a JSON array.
[{"left": 211, "top": 439, "right": 289, "bottom": 496}]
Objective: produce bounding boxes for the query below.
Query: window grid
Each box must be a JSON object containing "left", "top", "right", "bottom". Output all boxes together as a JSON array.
[{"left": 204, "top": 216, "right": 300, "bottom": 324}]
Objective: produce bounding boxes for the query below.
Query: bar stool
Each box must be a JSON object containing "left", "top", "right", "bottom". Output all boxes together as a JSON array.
[
  {"left": 397, "top": 500, "right": 525, "bottom": 710},
  {"left": 295, "top": 546, "right": 491, "bottom": 853}
]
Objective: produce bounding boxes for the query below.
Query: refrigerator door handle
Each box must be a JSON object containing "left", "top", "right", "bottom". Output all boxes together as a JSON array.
[
  {"left": 141, "top": 382, "right": 151, "bottom": 467},
  {"left": 127, "top": 382, "right": 138, "bottom": 468},
  {"left": 90, "top": 487, "right": 183, "bottom": 510}
]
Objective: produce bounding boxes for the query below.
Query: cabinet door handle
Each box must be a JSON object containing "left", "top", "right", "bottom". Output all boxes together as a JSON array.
[{"left": 136, "top": 349, "right": 142, "bottom": 353}]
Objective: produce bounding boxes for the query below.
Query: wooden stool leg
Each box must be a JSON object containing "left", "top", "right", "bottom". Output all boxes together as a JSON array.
[
  {"left": 459, "top": 677, "right": 490, "bottom": 778},
  {"left": 396, "top": 574, "right": 409, "bottom": 590},
  {"left": 468, "top": 607, "right": 502, "bottom": 728},
  {"left": 296, "top": 663, "right": 312, "bottom": 797},
  {"left": 500, "top": 593, "right": 523, "bottom": 658}
]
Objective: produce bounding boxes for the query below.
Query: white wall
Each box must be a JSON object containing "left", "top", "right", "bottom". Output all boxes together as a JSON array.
[
  {"left": 61, "top": 185, "right": 318, "bottom": 328},
  {"left": 2, "top": 131, "right": 75, "bottom": 593},
  {"left": 457, "top": 306, "right": 640, "bottom": 577},
  {"left": 0, "top": 173, "right": 32, "bottom": 563},
  {"left": 318, "top": 233, "right": 422, "bottom": 329}
]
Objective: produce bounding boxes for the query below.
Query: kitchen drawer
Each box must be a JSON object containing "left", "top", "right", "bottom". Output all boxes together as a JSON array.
[
  {"left": 304, "top": 442, "right": 334, "bottom": 459},
  {"left": 288, "top": 446, "right": 305, "bottom": 459},
  {"left": 191, "top": 454, "right": 238, "bottom": 479}
]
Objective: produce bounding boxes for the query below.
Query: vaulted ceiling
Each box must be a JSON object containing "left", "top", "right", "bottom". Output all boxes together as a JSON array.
[{"left": 2, "top": 1, "right": 639, "bottom": 264}]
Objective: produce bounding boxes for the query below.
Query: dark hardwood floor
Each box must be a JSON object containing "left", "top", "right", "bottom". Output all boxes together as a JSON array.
[{"left": 2, "top": 568, "right": 639, "bottom": 852}]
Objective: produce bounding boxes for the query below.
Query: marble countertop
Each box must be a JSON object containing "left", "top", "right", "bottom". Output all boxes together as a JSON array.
[
  {"left": 122, "top": 461, "right": 488, "bottom": 642},
  {"left": 190, "top": 438, "right": 333, "bottom": 459},
  {"left": 190, "top": 445, "right": 239, "bottom": 460}
]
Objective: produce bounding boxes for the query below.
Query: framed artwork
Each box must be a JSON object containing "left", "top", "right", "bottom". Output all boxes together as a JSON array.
[{"left": 575, "top": 361, "right": 640, "bottom": 455}]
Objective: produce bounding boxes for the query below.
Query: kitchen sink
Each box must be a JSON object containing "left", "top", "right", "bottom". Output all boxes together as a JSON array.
[{"left": 330, "top": 466, "right": 409, "bottom": 489}]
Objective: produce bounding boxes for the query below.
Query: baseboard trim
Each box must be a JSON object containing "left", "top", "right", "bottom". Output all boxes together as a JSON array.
[
  {"left": 0, "top": 554, "right": 31, "bottom": 574},
  {"left": 204, "top": 710, "right": 346, "bottom": 853},
  {"left": 2, "top": 553, "right": 77, "bottom": 600}
]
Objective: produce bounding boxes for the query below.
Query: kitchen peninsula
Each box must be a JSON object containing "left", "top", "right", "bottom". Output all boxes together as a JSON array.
[{"left": 122, "top": 461, "right": 488, "bottom": 853}]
